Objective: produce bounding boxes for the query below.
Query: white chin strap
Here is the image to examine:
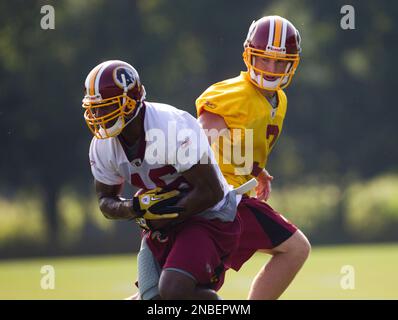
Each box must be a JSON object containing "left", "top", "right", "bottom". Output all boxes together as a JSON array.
[{"left": 99, "top": 116, "right": 124, "bottom": 137}]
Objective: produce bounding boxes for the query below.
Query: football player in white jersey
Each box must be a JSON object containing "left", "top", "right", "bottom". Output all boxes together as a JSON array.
[{"left": 82, "top": 60, "right": 241, "bottom": 299}]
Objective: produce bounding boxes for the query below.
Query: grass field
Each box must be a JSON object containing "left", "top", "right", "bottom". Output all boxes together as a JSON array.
[{"left": 0, "top": 243, "right": 397, "bottom": 300}]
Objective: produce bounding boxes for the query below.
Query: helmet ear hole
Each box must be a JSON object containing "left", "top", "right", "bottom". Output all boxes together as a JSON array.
[
  {"left": 121, "top": 96, "right": 136, "bottom": 115},
  {"left": 127, "top": 99, "right": 137, "bottom": 114}
]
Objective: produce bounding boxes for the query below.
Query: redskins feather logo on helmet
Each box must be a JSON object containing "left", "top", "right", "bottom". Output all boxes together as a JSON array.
[
  {"left": 243, "top": 16, "right": 301, "bottom": 91},
  {"left": 82, "top": 60, "right": 146, "bottom": 139}
]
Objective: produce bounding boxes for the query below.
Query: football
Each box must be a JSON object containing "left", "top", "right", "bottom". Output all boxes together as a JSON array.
[{"left": 135, "top": 187, "right": 189, "bottom": 231}]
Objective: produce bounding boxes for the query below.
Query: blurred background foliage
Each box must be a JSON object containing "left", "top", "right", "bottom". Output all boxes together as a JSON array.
[{"left": 0, "top": 0, "right": 397, "bottom": 258}]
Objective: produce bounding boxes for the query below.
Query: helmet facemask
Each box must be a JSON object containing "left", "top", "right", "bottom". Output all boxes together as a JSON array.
[
  {"left": 243, "top": 47, "right": 300, "bottom": 91},
  {"left": 82, "top": 94, "right": 140, "bottom": 139}
]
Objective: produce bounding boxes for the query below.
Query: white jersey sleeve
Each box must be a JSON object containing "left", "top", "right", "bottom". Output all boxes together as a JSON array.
[{"left": 89, "top": 137, "right": 125, "bottom": 186}]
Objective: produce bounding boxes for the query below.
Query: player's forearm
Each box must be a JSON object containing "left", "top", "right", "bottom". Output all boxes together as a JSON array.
[
  {"left": 98, "top": 196, "right": 139, "bottom": 220},
  {"left": 175, "top": 187, "right": 224, "bottom": 221}
]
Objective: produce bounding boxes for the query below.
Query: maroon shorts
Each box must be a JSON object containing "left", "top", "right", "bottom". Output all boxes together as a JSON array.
[
  {"left": 227, "top": 196, "right": 298, "bottom": 271},
  {"left": 145, "top": 215, "right": 241, "bottom": 291}
]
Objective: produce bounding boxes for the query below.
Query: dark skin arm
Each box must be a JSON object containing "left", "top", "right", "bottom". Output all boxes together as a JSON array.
[
  {"left": 95, "top": 155, "right": 224, "bottom": 223},
  {"left": 149, "top": 160, "right": 225, "bottom": 230},
  {"left": 95, "top": 180, "right": 140, "bottom": 220},
  {"left": 172, "top": 158, "right": 225, "bottom": 223}
]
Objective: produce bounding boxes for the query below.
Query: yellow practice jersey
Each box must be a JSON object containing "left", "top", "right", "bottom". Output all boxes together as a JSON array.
[{"left": 196, "top": 71, "right": 287, "bottom": 188}]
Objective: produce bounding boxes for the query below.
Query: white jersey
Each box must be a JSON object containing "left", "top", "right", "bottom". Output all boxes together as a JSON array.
[{"left": 89, "top": 102, "right": 233, "bottom": 213}]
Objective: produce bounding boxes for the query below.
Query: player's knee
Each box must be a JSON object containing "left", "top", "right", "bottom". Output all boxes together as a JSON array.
[
  {"left": 158, "top": 282, "right": 179, "bottom": 300},
  {"left": 277, "top": 230, "right": 311, "bottom": 262},
  {"left": 159, "top": 281, "right": 194, "bottom": 300},
  {"left": 292, "top": 230, "right": 311, "bottom": 261},
  {"left": 159, "top": 270, "right": 195, "bottom": 300}
]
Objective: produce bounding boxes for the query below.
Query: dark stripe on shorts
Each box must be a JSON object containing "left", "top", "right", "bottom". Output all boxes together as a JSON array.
[{"left": 246, "top": 204, "right": 295, "bottom": 248}]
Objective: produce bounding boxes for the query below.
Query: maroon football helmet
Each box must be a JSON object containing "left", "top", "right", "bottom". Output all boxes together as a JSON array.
[
  {"left": 82, "top": 60, "right": 146, "bottom": 139},
  {"left": 243, "top": 16, "right": 301, "bottom": 91}
]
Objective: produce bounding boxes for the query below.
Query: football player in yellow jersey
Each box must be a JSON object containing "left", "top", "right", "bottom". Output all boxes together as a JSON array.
[{"left": 196, "top": 16, "right": 311, "bottom": 299}]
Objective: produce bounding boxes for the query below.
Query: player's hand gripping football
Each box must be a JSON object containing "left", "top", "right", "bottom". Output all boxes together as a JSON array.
[
  {"left": 133, "top": 187, "right": 184, "bottom": 220},
  {"left": 255, "top": 169, "right": 273, "bottom": 201}
]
